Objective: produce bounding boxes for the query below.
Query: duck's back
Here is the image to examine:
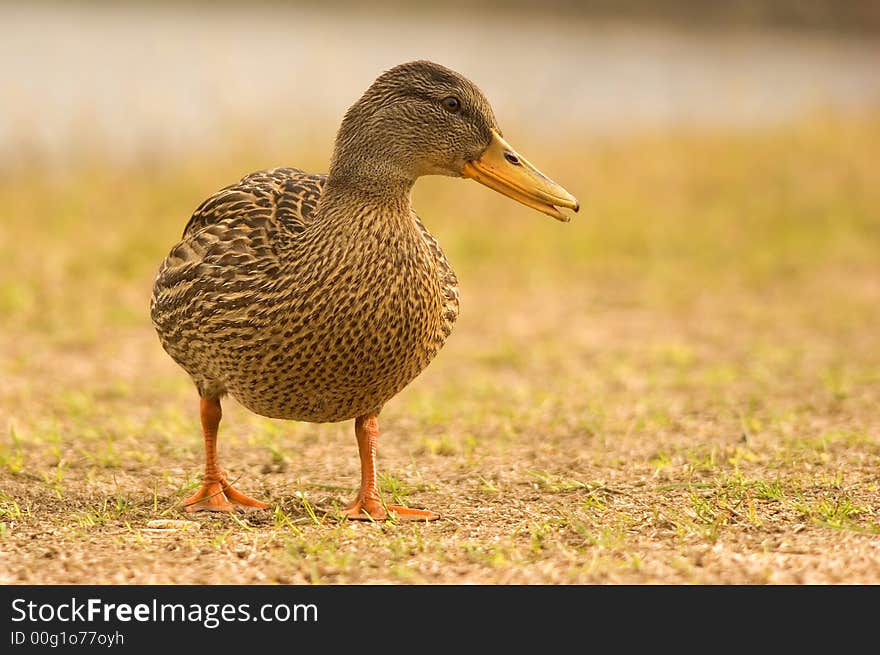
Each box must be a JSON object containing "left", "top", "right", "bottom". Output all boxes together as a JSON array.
[
  {"left": 150, "top": 167, "right": 459, "bottom": 423},
  {"left": 180, "top": 167, "right": 326, "bottom": 239}
]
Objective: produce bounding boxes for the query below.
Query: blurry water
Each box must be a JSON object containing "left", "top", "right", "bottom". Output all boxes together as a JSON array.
[{"left": 2, "top": 3, "right": 879, "bottom": 163}]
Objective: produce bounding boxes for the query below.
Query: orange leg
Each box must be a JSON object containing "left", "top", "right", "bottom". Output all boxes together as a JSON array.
[
  {"left": 341, "top": 414, "right": 439, "bottom": 522},
  {"left": 181, "top": 396, "right": 269, "bottom": 513}
]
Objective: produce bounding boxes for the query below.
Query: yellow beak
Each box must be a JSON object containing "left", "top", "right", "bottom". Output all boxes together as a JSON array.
[{"left": 462, "top": 130, "right": 579, "bottom": 222}]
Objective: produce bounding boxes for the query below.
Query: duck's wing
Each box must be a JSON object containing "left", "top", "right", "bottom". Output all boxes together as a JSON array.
[
  {"left": 157, "top": 167, "right": 326, "bottom": 284},
  {"left": 181, "top": 167, "right": 326, "bottom": 238},
  {"left": 151, "top": 168, "right": 326, "bottom": 333}
]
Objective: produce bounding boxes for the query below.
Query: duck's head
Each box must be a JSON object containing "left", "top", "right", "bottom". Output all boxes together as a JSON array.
[{"left": 330, "top": 60, "right": 579, "bottom": 222}]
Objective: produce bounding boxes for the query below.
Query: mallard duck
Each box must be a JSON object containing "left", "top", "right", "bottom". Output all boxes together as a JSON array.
[{"left": 150, "top": 61, "right": 578, "bottom": 521}]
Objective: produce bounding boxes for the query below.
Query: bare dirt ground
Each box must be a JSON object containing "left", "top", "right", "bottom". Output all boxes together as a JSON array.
[{"left": 1, "top": 116, "right": 878, "bottom": 584}]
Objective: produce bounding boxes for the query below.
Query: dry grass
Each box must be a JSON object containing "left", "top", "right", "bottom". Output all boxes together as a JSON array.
[{"left": 0, "top": 112, "right": 878, "bottom": 584}]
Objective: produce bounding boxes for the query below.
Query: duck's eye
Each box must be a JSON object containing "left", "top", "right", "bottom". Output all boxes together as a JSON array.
[{"left": 441, "top": 96, "right": 461, "bottom": 113}]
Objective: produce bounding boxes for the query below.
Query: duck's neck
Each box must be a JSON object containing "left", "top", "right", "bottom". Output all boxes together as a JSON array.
[{"left": 319, "top": 163, "right": 417, "bottom": 234}]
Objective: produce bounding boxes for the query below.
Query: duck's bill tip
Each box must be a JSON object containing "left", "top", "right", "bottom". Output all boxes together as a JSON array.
[{"left": 539, "top": 202, "right": 575, "bottom": 222}]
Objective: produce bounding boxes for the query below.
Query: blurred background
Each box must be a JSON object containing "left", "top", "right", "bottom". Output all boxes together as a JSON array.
[
  {"left": 1, "top": 0, "right": 879, "bottom": 585},
  {"left": 2, "top": 0, "right": 879, "bottom": 432},
  {"left": 2, "top": 0, "right": 878, "bottom": 341},
  {"left": 2, "top": 1, "right": 880, "bottom": 164},
  {"left": 1, "top": 0, "right": 878, "bottom": 405}
]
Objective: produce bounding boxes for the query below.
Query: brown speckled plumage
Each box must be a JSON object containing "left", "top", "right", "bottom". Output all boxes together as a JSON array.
[
  {"left": 149, "top": 60, "right": 577, "bottom": 518},
  {"left": 151, "top": 166, "right": 458, "bottom": 423}
]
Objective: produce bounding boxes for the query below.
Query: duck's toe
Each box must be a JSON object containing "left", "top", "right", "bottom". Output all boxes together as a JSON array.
[
  {"left": 181, "top": 479, "right": 269, "bottom": 513},
  {"left": 341, "top": 496, "right": 439, "bottom": 522}
]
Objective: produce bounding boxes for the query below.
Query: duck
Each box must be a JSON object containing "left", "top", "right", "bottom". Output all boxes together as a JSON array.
[{"left": 150, "top": 60, "right": 578, "bottom": 521}]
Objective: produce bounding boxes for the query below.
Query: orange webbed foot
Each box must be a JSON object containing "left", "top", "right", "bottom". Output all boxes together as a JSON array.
[
  {"left": 182, "top": 478, "right": 269, "bottom": 513},
  {"left": 341, "top": 496, "right": 439, "bottom": 522}
]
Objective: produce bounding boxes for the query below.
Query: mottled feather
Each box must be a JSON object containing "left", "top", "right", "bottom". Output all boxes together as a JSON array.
[{"left": 150, "top": 166, "right": 459, "bottom": 422}]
